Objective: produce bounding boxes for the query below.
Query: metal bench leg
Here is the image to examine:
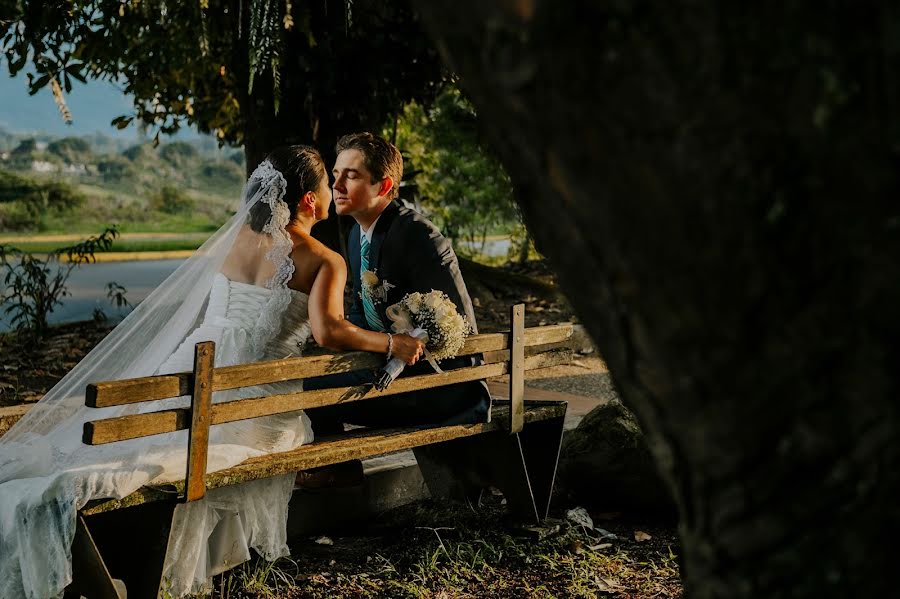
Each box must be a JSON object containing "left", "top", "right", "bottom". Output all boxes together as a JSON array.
[
  {"left": 516, "top": 414, "right": 566, "bottom": 520},
  {"left": 414, "top": 430, "right": 542, "bottom": 523},
  {"left": 79, "top": 500, "right": 178, "bottom": 599},
  {"left": 65, "top": 514, "right": 124, "bottom": 599}
]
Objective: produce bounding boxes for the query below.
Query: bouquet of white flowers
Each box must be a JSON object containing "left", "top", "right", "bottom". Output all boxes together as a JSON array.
[{"left": 374, "top": 290, "right": 473, "bottom": 390}]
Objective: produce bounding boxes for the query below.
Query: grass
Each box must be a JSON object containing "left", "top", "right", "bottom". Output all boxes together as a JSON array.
[
  {"left": 192, "top": 499, "right": 682, "bottom": 599},
  {"left": 6, "top": 238, "right": 206, "bottom": 254}
]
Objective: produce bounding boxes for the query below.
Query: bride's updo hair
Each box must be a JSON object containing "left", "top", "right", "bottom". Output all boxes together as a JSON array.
[{"left": 248, "top": 145, "right": 327, "bottom": 232}]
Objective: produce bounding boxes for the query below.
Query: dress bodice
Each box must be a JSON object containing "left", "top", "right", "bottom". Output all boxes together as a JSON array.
[{"left": 206, "top": 273, "right": 312, "bottom": 359}]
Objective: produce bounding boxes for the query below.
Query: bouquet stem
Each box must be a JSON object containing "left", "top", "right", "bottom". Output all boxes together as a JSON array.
[{"left": 374, "top": 327, "right": 427, "bottom": 391}]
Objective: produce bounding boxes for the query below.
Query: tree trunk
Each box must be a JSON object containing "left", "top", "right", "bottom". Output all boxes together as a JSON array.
[
  {"left": 234, "top": 0, "right": 444, "bottom": 255},
  {"left": 410, "top": 1, "right": 900, "bottom": 597}
]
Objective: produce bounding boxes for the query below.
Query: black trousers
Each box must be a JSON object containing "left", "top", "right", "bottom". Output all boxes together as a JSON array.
[{"left": 303, "top": 356, "right": 491, "bottom": 435}]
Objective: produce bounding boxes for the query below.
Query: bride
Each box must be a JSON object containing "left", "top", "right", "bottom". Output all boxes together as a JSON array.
[{"left": 0, "top": 145, "right": 425, "bottom": 598}]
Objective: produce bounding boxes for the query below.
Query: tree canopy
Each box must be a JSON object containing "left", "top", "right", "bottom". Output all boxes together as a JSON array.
[
  {"left": 2, "top": 0, "right": 446, "bottom": 166},
  {"left": 393, "top": 85, "right": 520, "bottom": 252}
]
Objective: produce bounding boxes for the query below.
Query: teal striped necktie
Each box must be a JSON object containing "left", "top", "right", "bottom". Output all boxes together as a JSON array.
[{"left": 360, "top": 235, "right": 386, "bottom": 331}]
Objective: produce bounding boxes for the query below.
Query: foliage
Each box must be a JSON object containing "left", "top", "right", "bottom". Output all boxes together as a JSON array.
[
  {"left": 1, "top": 0, "right": 445, "bottom": 154},
  {"left": 0, "top": 168, "right": 85, "bottom": 230},
  {"left": 200, "top": 160, "right": 243, "bottom": 186},
  {"left": 7, "top": 138, "right": 38, "bottom": 169},
  {"left": 92, "top": 281, "right": 131, "bottom": 323},
  {"left": 47, "top": 137, "right": 92, "bottom": 164},
  {"left": 159, "top": 141, "right": 198, "bottom": 167},
  {"left": 0, "top": 226, "right": 119, "bottom": 336},
  {"left": 10, "top": 138, "right": 36, "bottom": 157},
  {"left": 122, "top": 143, "right": 156, "bottom": 162},
  {"left": 0, "top": 169, "right": 36, "bottom": 203},
  {"left": 392, "top": 85, "right": 522, "bottom": 253},
  {"left": 227, "top": 150, "right": 245, "bottom": 167},
  {"left": 96, "top": 156, "right": 135, "bottom": 183},
  {"left": 150, "top": 185, "right": 194, "bottom": 214},
  {"left": 0, "top": 133, "right": 243, "bottom": 234}
]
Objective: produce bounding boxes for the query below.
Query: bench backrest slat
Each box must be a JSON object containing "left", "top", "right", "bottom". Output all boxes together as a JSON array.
[
  {"left": 509, "top": 305, "right": 526, "bottom": 434},
  {"left": 85, "top": 324, "right": 574, "bottom": 409},
  {"left": 185, "top": 342, "right": 214, "bottom": 502},
  {"left": 83, "top": 349, "right": 572, "bottom": 445}
]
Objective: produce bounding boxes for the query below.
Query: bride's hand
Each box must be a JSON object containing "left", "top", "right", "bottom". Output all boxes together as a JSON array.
[{"left": 391, "top": 334, "right": 425, "bottom": 365}]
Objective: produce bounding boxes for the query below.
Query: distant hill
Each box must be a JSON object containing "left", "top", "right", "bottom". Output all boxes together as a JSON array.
[{"left": 0, "top": 127, "right": 246, "bottom": 235}]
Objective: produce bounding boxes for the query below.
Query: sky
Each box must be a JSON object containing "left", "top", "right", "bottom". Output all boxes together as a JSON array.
[{"left": 0, "top": 60, "right": 200, "bottom": 140}]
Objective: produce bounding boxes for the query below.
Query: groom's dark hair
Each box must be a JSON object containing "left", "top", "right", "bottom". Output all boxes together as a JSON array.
[
  {"left": 336, "top": 132, "right": 403, "bottom": 200},
  {"left": 248, "top": 145, "right": 327, "bottom": 232}
]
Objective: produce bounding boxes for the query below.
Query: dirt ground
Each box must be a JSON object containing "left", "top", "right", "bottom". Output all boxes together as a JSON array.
[{"left": 206, "top": 496, "right": 682, "bottom": 598}]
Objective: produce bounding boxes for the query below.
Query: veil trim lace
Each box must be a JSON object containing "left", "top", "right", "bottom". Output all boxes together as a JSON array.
[{"left": 245, "top": 160, "right": 295, "bottom": 354}]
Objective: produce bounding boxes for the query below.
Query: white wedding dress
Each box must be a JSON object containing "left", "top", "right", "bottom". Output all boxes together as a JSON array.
[
  {"left": 152, "top": 273, "right": 315, "bottom": 593},
  {"left": 0, "top": 274, "right": 315, "bottom": 598}
]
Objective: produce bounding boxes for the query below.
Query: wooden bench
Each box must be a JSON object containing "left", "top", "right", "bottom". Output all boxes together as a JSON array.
[{"left": 66, "top": 305, "right": 573, "bottom": 599}]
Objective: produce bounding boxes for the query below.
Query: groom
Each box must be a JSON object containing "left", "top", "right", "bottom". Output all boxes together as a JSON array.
[{"left": 304, "top": 132, "right": 491, "bottom": 431}]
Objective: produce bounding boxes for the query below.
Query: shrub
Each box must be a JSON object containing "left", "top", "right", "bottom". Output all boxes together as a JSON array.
[
  {"left": 0, "top": 202, "right": 41, "bottom": 231},
  {"left": 97, "top": 157, "right": 135, "bottom": 183},
  {"left": 122, "top": 143, "right": 155, "bottom": 162},
  {"left": 150, "top": 185, "right": 194, "bottom": 214},
  {"left": 42, "top": 180, "right": 86, "bottom": 212},
  {"left": 159, "top": 141, "right": 198, "bottom": 166},
  {"left": 227, "top": 150, "right": 245, "bottom": 168},
  {"left": 47, "top": 137, "right": 92, "bottom": 164},
  {"left": 201, "top": 160, "right": 243, "bottom": 185},
  {"left": 10, "top": 138, "right": 37, "bottom": 157},
  {"left": 0, "top": 227, "right": 120, "bottom": 337},
  {"left": 0, "top": 169, "right": 36, "bottom": 203},
  {"left": 0, "top": 170, "right": 85, "bottom": 230}
]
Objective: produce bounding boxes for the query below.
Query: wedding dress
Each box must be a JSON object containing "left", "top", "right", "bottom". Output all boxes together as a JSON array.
[
  {"left": 0, "top": 160, "right": 317, "bottom": 598},
  {"left": 151, "top": 273, "right": 314, "bottom": 593}
]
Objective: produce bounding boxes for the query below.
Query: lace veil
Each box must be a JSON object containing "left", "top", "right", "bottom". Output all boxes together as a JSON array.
[{"left": 0, "top": 159, "right": 303, "bottom": 598}]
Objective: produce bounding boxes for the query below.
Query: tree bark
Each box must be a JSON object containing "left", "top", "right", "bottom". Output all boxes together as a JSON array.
[{"left": 410, "top": 1, "right": 900, "bottom": 597}]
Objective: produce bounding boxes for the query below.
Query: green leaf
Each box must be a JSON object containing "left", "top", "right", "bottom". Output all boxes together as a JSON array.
[
  {"left": 111, "top": 116, "right": 134, "bottom": 129},
  {"left": 30, "top": 73, "right": 52, "bottom": 92}
]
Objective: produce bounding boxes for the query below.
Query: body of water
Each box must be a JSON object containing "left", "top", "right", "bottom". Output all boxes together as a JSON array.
[
  {"left": 458, "top": 237, "right": 512, "bottom": 257},
  {"left": 0, "top": 259, "right": 184, "bottom": 332}
]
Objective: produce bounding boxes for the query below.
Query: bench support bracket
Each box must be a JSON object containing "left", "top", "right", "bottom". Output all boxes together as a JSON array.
[
  {"left": 414, "top": 402, "right": 566, "bottom": 522},
  {"left": 68, "top": 500, "right": 178, "bottom": 599}
]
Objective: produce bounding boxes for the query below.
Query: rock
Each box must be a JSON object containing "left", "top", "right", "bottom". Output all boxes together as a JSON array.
[
  {"left": 555, "top": 399, "right": 676, "bottom": 517},
  {"left": 565, "top": 506, "right": 594, "bottom": 529}
]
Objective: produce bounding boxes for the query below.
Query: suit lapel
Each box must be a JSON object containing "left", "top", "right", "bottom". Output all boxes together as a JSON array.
[
  {"left": 349, "top": 224, "right": 362, "bottom": 279},
  {"left": 368, "top": 201, "right": 399, "bottom": 275}
]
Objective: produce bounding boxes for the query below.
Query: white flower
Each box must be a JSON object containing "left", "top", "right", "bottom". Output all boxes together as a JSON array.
[
  {"left": 434, "top": 304, "right": 453, "bottom": 322},
  {"left": 424, "top": 293, "right": 442, "bottom": 310},
  {"left": 382, "top": 290, "right": 470, "bottom": 361}
]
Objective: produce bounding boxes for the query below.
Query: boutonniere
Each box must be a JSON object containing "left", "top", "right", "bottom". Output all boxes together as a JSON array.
[{"left": 361, "top": 269, "right": 395, "bottom": 305}]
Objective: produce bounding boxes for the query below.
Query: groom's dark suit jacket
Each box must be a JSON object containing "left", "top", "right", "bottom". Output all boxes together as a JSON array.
[{"left": 305, "top": 201, "right": 491, "bottom": 429}]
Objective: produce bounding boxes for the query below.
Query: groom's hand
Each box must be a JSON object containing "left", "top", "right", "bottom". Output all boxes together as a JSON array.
[{"left": 393, "top": 334, "right": 425, "bottom": 365}]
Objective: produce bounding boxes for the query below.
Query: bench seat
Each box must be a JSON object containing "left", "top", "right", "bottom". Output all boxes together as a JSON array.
[{"left": 82, "top": 401, "right": 567, "bottom": 516}]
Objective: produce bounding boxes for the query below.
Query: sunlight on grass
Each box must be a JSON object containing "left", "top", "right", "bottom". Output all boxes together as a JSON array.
[{"left": 199, "top": 502, "right": 681, "bottom": 599}]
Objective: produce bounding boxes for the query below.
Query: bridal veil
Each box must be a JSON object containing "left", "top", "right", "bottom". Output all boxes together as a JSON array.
[{"left": 0, "top": 157, "right": 311, "bottom": 598}]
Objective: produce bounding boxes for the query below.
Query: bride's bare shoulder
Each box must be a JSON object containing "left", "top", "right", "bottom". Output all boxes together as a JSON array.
[{"left": 293, "top": 234, "right": 343, "bottom": 264}]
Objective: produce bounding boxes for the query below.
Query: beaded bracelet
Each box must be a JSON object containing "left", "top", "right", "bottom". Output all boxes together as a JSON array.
[{"left": 386, "top": 333, "right": 394, "bottom": 361}]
